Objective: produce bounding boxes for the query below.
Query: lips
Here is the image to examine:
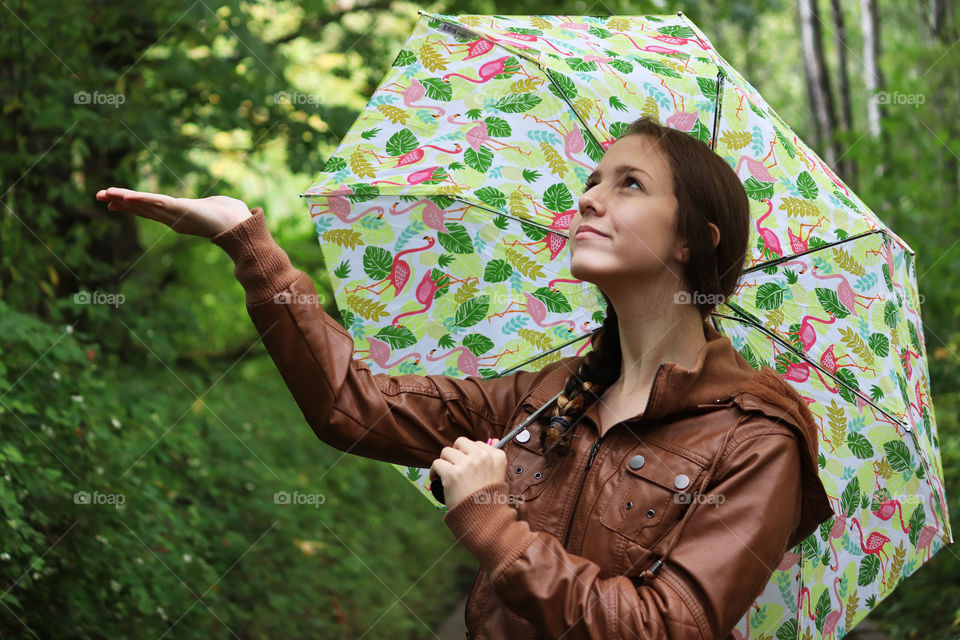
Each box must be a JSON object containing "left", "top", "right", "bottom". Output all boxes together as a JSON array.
[{"left": 574, "top": 224, "right": 608, "bottom": 239}]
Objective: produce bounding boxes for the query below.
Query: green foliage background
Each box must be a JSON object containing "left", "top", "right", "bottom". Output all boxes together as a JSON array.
[{"left": 1, "top": 0, "right": 957, "bottom": 638}]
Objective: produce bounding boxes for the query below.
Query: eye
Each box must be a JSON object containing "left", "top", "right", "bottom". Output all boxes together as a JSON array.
[
  {"left": 583, "top": 180, "right": 596, "bottom": 192},
  {"left": 624, "top": 176, "right": 644, "bottom": 191}
]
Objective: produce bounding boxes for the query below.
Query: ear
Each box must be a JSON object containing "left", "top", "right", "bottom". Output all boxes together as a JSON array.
[{"left": 707, "top": 222, "right": 720, "bottom": 249}]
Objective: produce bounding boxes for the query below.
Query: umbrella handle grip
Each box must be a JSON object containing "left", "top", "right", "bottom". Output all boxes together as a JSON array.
[{"left": 429, "top": 476, "right": 445, "bottom": 504}]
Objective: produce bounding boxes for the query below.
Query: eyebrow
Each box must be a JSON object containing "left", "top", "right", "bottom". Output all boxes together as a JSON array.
[{"left": 586, "top": 164, "right": 656, "bottom": 185}]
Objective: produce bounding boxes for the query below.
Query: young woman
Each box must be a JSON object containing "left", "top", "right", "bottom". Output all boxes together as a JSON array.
[{"left": 97, "top": 116, "right": 833, "bottom": 640}]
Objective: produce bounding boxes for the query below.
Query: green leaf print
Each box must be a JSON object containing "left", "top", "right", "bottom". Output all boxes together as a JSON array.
[
  {"left": 743, "top": 176, "right": 775, "bottom": 201},
  {"left": 635, "top": 57, "right": 681, "bottom": 79},
  {"left": 815, "top": 288, "right": 851, "bottom": 318},
  {"left": 609, "top": 96, "right": 628, "bottom": 112},
  {"left": 522, "top": 169, "right": 541, "bottom": 183},
  {"left": 546, "top": 69, "right": 578, "bottom": 101},
  {"left": 755, "top": 282, "right": 785, "bottom": 310},
  {"left": 696, "top": 76, "right": 718, "bottom": 99},
  {"left": 483, "top": 259, "right": 512, "bottom": 282},
  {"left": 840, "top": 477, "right": 861, "bottom": 518},
  {"left": 484, "top": 116, "right": 511, "bottom": 137},
  {"left": 421, "top": 78, "right": 453, "bottom": 102},
  {"left": 609, "top": 122, "right": 629, "bottom": 138},
  {"left": 532, "top": 287, "right": 571, "bottom": 313},
  {"left": 437, "top": 223, "right": 474, "bottom": 254},
  {"left": 883, "top": 440, "right": 912, "bottom": 472},
  {"left": 454, "top": 296, "right": 490, "bottom": 328},
  {"left": 858, "top": 555, "right": 880, "bottom": 586},
  {"left": 521, "top": 221, "right": 548, "bottom": 241},
  {"left": 607, "top": 59, "right": 633, "bottom": 74},
  {"left": 847, "top": 432, "right": 874, "bottom": 459},
  {"left": 375, "top": 325, "right": 417, "bottom": 349},
  {"left": 322, "top": 156, "right": 346, "bottom": 171},
  {"left": 544, "top": 183, "right": 574, "bottom": 213},
  {"left": 491, "top": 94, "right": 542, "bottom": 113},
  {"left": 797, "top": 171, "right": 819, "bottom": 199},
  {"left": 392, "top": 49, "right": 416, "bottom": 66},
  {"left": 566, "top": 57, "right": 599, "bottom": 72},
  {"left": 464, "top": 146, "right": 494, "bottom": 173},
  {"left": 438, "top": 333, "right": 456, "bottom": 349},
  {"left": 868, "top": 332, "right": 890, "bottom": 357},
  {"left": 463, "top": 333, "right": 495, "bottom": 356},
  {"left": 363, "top": 246, "right": 392, "bottom": 280},
  {"left": 386, "top": 128, "right": 419, "bottom": 157},
  {"left": 883, "top": 300, "right": 899, "bottom": 329},
  {"left": 474, "top": 186, "right": 507, "bottom": 209}
]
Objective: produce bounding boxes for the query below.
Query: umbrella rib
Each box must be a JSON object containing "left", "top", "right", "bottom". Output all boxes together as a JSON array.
[
  {"left": 711, "top": 307, "right": 907, "bottom": 429},
  {"left": 494, "top": 331, "right": 593, "bottom": 378},
  {"left": 452, "top": 196, "right": 569, "bottom": 238},
  {"left": 710, "top": 67, "right": 725, "bottom": 151},
  {"left": 741, "top": 228, "right": 886, "bottom": 276}
]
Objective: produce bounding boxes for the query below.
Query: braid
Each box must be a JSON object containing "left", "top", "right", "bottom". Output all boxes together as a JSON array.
[{"left": 540, "top": 301, "right": 622, "bottom": 465}]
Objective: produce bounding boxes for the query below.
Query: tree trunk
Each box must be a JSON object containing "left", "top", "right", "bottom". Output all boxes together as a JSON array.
[
  {"left": 798, "top": 0, "right": 839, "bottom": 167},
  {"left": 829, "top": 0, "right": 856, "bottom": 186},
  {"left": 925, "top": 0, "right": 959, "bottom": 207},
  {"left": 861, "top": 0, "right": 885, "bottom": 142}
]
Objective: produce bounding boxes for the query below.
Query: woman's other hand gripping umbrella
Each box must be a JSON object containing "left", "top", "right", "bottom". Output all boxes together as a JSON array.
[{"left": 429, "top": 437, "right": 504, "bottom": 509}]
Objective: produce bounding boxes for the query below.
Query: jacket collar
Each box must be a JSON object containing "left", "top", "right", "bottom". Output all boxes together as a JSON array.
[{"left": 524, "top": 318, "right": 834, "bottom": 548}]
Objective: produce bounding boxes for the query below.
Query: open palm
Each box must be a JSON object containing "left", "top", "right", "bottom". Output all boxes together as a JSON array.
[{"left": 95, "top": 187, "right": 252, "bottom": 238}]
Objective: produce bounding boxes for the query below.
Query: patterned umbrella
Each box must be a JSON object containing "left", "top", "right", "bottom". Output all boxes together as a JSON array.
[{"left": 300, "top": 11, "right": 952, "bottom": 639}]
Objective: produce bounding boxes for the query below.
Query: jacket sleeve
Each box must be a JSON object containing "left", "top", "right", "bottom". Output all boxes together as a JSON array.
[
  {"left": 209, "top": 207, "right": 535, "bottom": 469},
  {"left": 442, "top": 420, "right": 804, "bottom": 640}
]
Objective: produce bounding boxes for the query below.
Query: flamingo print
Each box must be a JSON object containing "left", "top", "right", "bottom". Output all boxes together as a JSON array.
[
  {"left": 811, "top": 265, "right": 883, "bottom": 313},
  {"left": 850, "top": 517, "right": 892, "bottom": 589},
  {"left": 425, "top": 344, "right": 518, "bottom": 377},
  {"left": 824, "top": 496, "right": 847, "bottom": 572},
  {"left": 729, "top": 602, "right": 760, "bottom": 640},
  {"left": 381, "top": 78, "right": 445, "bottom": 117},
  {"left": 783, "top": 311, "right": 836, "bottom": 352},
  {"left": 520, "top": 114, "right": 594, "bottom": 171},
  {"left": 749, "top": 199, "right": 782, "bottom": 266},
  {"left": 489, "top": 292, "right": 576, "bottom": 331},
  {"left": 442, "top": 55, "right": 536, "bottom": 84},
  {"left": 385, "top": 199, "right": 469, "bottom": 233},
  {"left": 871, "top": 492, "right": 910, "bottom": 534},
  {"left": 356, "top": 337, "right": 421, "bottom": 369},
  {"left": 821, "top": 576, "right": 844, "bottom": 640},
  {"left": 365, "top": 142, "right": 462, "bottom": 168},
  {"left": 787, "top": 215, "right": 827, "bottom": 253},
  {"left": 345, "top": 236, "right": 435, "bottom": 297},
  {"left": 309, "top": 199, "right": 384, "bottom": 224},
  {"left": 445, "top": 113, "right": 529, "bottom": 154},
  {"left": 487, "top": 29, "right": 572, "bottom": 56},
  {"left": 504, "top": 231, "right": 567, "bottom": 261},
  {"left": 424, "top": 36, "right": 494, "bottom": 61},
  {"left": 821, "top": 342, "right": 877, "bottom": 376},
  {"left": 391, "top": 271, "right": 478, "bottom": 327},
  {"left": 371, "top": 166, "right": 464, "bottom": 189},
  {"left": 917, "top": 492, "right": 943, "bottom": 562},
  {"left": 736, "top": 140, "right": 779, "bottom": 183},
  {"left": 899, "top": 346, "right": 920, "bottom": 379},
  {"left": 664, "top": 110, "right": 699, "bottom": 132}
]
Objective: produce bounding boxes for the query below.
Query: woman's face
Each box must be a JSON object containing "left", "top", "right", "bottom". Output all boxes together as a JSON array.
[{"left": 569, "top": 134, "right": 684, "bottom": 287}]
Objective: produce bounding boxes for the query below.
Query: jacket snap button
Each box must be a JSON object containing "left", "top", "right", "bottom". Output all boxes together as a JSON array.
[
  {"left": 628, "top": 454, "right": 645, "bottom": 469},
  {"left": 516, "top": 428, "right": 531, "bottom": 443},
  {"left": 515, "top": 467, "right": 523, "bottom": 474},
  {"left": 625, "top": 501, "right": 633, "bottom": 510},
  {"left": 646, "top": 508, "right": 656, "bottom": 518},
  {"left": 674, "top": 474, "right": 690, "bottom": 489},
  {"left": 533, "top": 471, "right": 542, "bottom": 479}
]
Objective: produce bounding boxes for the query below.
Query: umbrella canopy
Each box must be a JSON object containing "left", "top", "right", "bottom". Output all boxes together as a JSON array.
[{"left": 300, "top": 11, "right": 951, "bottom": 639}]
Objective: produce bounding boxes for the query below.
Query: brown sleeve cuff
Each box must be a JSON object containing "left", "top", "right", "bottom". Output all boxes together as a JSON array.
[{"left": 209, "top": 207, "right": 303, "bottom": 305}]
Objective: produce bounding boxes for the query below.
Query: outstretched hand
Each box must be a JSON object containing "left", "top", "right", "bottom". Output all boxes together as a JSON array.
[
  {"left": 430, "top": 437, "right": 506, "bottom": 509},
  {"left": 95, "top": 187, "right": 252, "bottom": 238}
]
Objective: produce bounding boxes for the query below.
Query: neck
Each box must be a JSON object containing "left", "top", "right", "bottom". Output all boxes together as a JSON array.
[{"left": 604, "top": 277, "right": 708, "bottom": 396}]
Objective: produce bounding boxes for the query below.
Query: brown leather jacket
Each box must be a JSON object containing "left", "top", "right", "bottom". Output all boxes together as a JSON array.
[{"left": 211, "top": 209, "right": 834, "bottom": 640}]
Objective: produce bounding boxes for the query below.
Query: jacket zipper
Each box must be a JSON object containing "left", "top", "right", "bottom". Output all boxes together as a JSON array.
[{"left": 535, "top": 364, "right": 663, "bottom": 640}]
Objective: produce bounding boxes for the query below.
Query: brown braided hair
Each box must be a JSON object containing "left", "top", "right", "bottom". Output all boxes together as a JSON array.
[{"left": 539, "top": 116, "right": 751, "bottom": 463}]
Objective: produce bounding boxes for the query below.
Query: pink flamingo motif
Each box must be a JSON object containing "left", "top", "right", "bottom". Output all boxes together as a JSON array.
[
  {"left": 504, "top": 231, "right": 567, "bottom": 260},
  {"left": 850, "top": 517, "right": 892, "bottom": 588},
  {"left": 730, "top": 601, "right": 760, "bottom": 640},
  {"left": 391, "top": 271, "right": 478, "bottom": 327},
  {"left": 356, "top": 336, "right": 421, "bottom": 369},
  {"left": 521, "top": 114, "right": 594, "bottom": 170},
  {"left": 787, "top": 216, "right": 827, "bottom": 253},
  {"left": 917, "top": 492, "right": 943, "bottom": 562},
  {"left": 516, "top": 186, "right": 577, "bottom": 231},
  {"left": 821, "top": 343, "right": 877, "bottom": 377},
  {"left": 821, "top": 576, "right": 844, "bottom": 640},
  {"left": 365, "top": 142, "right": 462, "bottom": 169},
  {"left": 425, "top": 344, "right": 518, "bottom": 377},
  {"left": 385, "top": 199, "right": 469, "bottom": 233},
  {"left": 797, "top": 584, "right": 816, "bottom": 620},
  {"left": 811, "top": 265, "right": 883, "bottom": 314},
  {"left": 445, "top": 113, "right": 529, "bottom": 154},
  {"left": 899, "top": 346, "right": 921, "bottom": 379},
  {"left": 372, "top": 166, "right": 464, "bottom": 189},
  {"left": 776, "top": 549, "right": 801, "bottom": 571},
  {"left": 489, "top": 291, "right": 576, "bottom": 331},
  {"left": 664, "top": 110, "right": 699, "bottom": 132},
  {"left": 865, "top": 238, "right": 910, "bottom": 311},
  {"left": 487, "top": 29, "right": 572, "bottom": 56},
  {"left": 381, "top": 78, "right": 445, "bottom": 117},
  {"left": 822, "top": 496, "right": 847, "bottom": 572},
  {"left": 442, "top": 55, "right": 537, "bottom": 84},
  {"left": 345, "top": 236, "right": 435, "bottom": 297},
  {"left": 736, "top": 140, "right": 779, "bottom": 183},
  {"left": 424, "top": 36, "right": 494, "bottom": 61},
  {"left": 871, "top": 492, "right": 910, "bottom": 534},
  {"left": 547, "top": 278, "right": 583, "bottom": 289},
  {"left": 748, "top": 199, "right": 782, "bottom": 266},
  {"left": 309, "top": 200, "right": 384, "bottom": 224},
  {"left": 788, "top": 312, "right": 836, "bottom": 352}
]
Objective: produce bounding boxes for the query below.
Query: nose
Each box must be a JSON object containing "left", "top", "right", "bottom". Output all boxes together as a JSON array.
[{"left": 577, "top": 183, "right": 605, "bottom": 219}]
